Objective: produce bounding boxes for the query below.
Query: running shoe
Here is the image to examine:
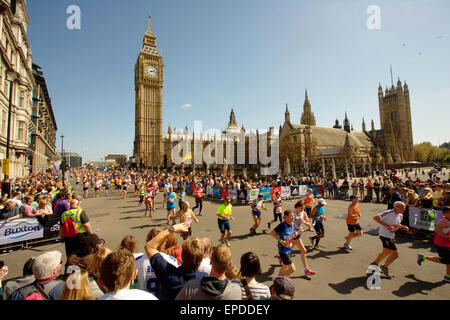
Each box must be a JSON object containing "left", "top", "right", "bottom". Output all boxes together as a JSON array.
[
  {"left": 304, "top": 268, "right": 316, "bottom": 276},
  {"left": 380, "top": 265, "right": 392, "bottom": 279},
  {"left": 417, "top": 253, "right": 425, "bottom": 266},
  {"left": 444, "top": 275, "right": 450, "bottom": 283},
  {"left": 225, "top": 240, "right": 231, "bottom": 247},
  {"left": 344, "top": 243, "right": 352, "bottom": 250},
  {"left": 314, "top": 245, "right": 320, "bottom": 250}
]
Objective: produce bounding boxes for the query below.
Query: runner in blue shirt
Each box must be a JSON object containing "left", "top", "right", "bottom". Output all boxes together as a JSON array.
[{"left": 270, "top": 209, "right": 297, "bottom": 277}]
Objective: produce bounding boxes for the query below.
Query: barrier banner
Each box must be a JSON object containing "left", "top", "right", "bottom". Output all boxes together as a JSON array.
[
  {"left": 281, "top": 186, "right": 291, "bottom": 198},
  {"left": 185, "top": 183, "right": 191, "bottom": 192},
  {"left": 228, "top": 188, "right": 237, "bottom": 200},
  {"left": 0, "top": 218, "right": 44, "bottom": 245},
  {"left": 191, "top": 183, "right": 197, "bottom": 195},
  {"left": 206, "top": 186, "right": 213, "bottom": 196},
  {"left": 299, "top": 185, "right": 308, "bottom": 196},
  {"left": 408, "top": 207, "right": 443, "bottom": 231},
  {"left": 213, "top": 186, "right": 221, "bottom": 197},
  {"left": 308, "top": 185, "right": 320, "bottom": 196},
  {"left": 39, "top": 215, "right": 61, "bottom": 239},
  {"left": 259, "top": 188, "right": 271, "bottom": 200},
  {"left": 271, "top": 187, "right": 282, "bottom": 198},
  {"left": 247, "top": 189, "right": 259, "bottom": 202},
  {"left": 221, "top": 187, "right": 229, "bottom": 198},
  {"left": 290, "top": 186, "right": 300, "bottom": 197}
]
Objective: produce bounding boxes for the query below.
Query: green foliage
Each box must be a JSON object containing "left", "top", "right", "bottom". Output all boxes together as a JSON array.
[{"left": 414, "top": 142, "right": 450, "bottom": 163}]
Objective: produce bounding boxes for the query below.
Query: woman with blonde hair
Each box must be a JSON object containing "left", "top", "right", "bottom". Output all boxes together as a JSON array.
[
  {"left": 59, "top": 268, "right": 95, "bottom": 300},
  {"left": 162, "top": 233, "right": 182, "bottom": 265},
  {"left": 87, "top": 246, "right": 112, "bottom": 279}
]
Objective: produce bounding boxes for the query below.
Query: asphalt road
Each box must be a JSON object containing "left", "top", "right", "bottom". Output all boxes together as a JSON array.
[{"left": 1, "top": 181, "right": 449, "bottom": 300}]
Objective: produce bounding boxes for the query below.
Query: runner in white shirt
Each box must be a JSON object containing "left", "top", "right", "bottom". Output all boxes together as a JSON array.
[
  {"left": 370, "top": 201, "right": 409, "bottom": 279},
  {"left": 292, "top": 200, "right": 316, "bottom": 276}
]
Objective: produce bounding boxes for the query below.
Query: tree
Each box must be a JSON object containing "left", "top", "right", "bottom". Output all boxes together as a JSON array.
[{"left": 414, "top": 142, "right": 450, "bottom": 163}]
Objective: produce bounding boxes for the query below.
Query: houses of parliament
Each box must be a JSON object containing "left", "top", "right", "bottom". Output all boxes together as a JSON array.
[{"left": 133, "top": 14, "right": 414, "bottom": 178}]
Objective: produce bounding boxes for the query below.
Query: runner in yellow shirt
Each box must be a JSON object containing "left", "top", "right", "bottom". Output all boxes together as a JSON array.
[{"left": 216, "top": 197, "right": 233, "bottom": 247}]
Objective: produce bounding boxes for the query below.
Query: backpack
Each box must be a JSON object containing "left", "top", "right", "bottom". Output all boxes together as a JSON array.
[
  {"left": 19, "top": 280, "right": 61, "bottom": 300},
  {"left": 61, "top": 215, "right": 78, "bottom": 238}
]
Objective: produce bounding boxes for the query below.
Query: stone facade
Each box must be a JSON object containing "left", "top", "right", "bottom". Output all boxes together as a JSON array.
[
  {"left": 30, "top": 63, "right": 57, "bottom": 173},
  {"left": 0, "top": 0, "right": 35, "bottom": 178}
]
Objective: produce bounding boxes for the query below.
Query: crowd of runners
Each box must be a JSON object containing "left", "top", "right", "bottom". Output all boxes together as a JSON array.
[{"left": 0, "top": 166, "right": 448, "bottom": 300}]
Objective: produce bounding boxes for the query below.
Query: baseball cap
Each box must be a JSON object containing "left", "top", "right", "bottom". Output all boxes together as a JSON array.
[
  {"left": 350, "top": 195, "right": 358, "bottom": 200},
  {"left": 317, "top": 198, "right": 327, "bottom": 205},
  {"left": 272, "top": 276, "right": 295, "bottom": 300}
]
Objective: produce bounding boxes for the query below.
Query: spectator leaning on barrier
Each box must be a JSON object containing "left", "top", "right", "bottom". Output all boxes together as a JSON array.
[
  {"left": 8, "top": 251, "right": 64, "bottom": 300},
  {"left": 0, "top": 200, "right": 21, "bottom": 223}
]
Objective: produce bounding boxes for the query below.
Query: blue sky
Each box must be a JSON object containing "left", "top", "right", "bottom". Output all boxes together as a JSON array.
[{"left": 27, "top": 0, "right": 450, "bottom": 162}]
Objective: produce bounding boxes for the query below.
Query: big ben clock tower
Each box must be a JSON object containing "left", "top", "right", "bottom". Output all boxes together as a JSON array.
[{"left": 134, "top": 14, "right": 164, "bottom": 169}]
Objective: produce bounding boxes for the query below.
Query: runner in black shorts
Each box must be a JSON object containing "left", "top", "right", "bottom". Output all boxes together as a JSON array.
[{"left": 268, "top": 191, "right": 282, "bottom": 229}]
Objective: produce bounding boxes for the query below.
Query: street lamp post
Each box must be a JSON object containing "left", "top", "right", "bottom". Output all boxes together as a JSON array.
[
  {"left": 4, "top": 69, "right": 20, "bottom": 180},
  {"left": 1, "top": 69, "right": 19, "bottom": 197},
  {"left": 61, "top": 134, "right": 65, "bottom": 186}
]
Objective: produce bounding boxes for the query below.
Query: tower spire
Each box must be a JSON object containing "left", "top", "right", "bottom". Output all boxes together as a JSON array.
[
  {"left": 390, "top": 65, "right": 394, "bottom": 88},
  {"left": 146, "top": 12, "right": 156, "bottom": 38}
]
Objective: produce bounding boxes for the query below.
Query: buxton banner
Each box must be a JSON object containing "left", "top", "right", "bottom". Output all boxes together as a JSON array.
[
  {"left": 408, "top": 207, "right": 443, "bottom": 231},
  {"left": 0, "top": 218, "right": 44, "bottom": 245}
]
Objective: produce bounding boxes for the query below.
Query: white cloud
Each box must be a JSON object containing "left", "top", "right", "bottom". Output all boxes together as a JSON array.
[{"left": 181, "top": 104, "right": 192, "bottom": 110}]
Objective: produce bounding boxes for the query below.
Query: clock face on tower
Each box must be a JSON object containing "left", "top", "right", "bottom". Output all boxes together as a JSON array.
[{"left": 145, "top": 65, "right": 158, "bottom": 78}]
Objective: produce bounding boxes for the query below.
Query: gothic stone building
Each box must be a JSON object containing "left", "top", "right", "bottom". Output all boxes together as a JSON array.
[{"left": 280, "top": 81, "right": 414, "bottom": 178}]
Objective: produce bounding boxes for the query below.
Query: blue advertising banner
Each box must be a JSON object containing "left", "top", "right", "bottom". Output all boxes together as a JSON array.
[
  {"left": 259, "top": 188, "right": 271, "bottom": 200},
  {"left": 186, "top": 183, "right": 191, "bottom": 192},
  {"left": 213, "top": 186, "right": 221, "bottom": 197},
  {"left": 308, "top": 185, "right": 319, "bottom": 196}
]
